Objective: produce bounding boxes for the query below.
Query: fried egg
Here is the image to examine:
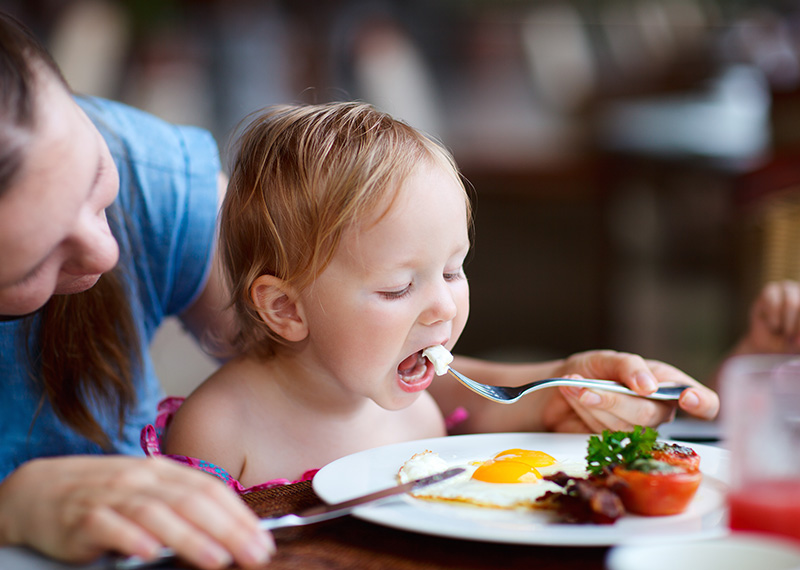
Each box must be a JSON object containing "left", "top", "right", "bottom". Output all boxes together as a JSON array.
[{"left": 397, "top": 448, "right": 586, "bottom": 510}]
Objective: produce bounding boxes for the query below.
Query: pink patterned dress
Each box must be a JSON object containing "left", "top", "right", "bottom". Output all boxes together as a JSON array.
[
  {"left": 141, "top": 397, "right": 318, "bottom": 494},
  {"left": 141, "top": 396, "right": 468, "bottom": 494}
]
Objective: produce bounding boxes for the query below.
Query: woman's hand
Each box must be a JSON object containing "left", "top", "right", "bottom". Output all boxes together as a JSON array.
[
  {"left": 542, "top": 350, "right": 719, "bottom": 433},
  {"left": 735, "top": 280, "right": 800, "bottom": 355},
  {"left": 0, "top": 456, "right": 274, "bottom": 569}
]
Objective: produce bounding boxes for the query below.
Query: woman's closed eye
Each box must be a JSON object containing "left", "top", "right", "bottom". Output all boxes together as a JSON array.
[{"left": 12, "top": 262, "right": 46, "bottom": 288}]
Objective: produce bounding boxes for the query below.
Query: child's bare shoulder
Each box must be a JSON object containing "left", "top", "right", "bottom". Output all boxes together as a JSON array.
[
  {"left": 180, "top": 359, "right": 257, "bottom": 416},
  {"left": 162, "top": 358, "right": 267, "bottom": 463}
]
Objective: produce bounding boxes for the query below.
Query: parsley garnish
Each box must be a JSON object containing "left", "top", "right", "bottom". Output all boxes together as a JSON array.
[{"left": 585, "top": 425, "right": 658, "bottom": 475}]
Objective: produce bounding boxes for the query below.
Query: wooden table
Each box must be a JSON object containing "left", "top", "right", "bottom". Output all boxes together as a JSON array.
[
  {"left": 0, "top": 423, "right": 724, "bottom": 569},
  {"left": 239, "top": 481, "right": 609, "bottom": 570}
]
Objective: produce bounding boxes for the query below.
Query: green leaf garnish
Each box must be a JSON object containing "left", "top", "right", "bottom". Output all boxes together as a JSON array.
[{"left": 585, "top": 425, "right": 658, "bottom": 475}]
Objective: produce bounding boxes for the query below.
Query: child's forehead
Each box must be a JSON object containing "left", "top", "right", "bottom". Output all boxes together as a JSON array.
[
  {"left": 355, "top": 160, "right": 464, "bottom": 227},
  {"left": 345, "top": 162, "right": 468, "bottom": 245}
]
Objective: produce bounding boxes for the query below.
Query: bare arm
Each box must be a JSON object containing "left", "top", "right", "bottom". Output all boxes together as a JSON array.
[
  {"left": 178, "top": 173, "right": 236, "bottom": 360},
  {"left": 162, "top": 378, "right": 248, "bottom": 483},
  {"left": 433, "top": 350, "right": 719, "bottom": 435}
]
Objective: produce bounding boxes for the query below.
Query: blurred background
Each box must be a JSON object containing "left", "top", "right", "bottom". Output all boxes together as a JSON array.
[{"left": 5, "top": 0, "right": 800, "bottom": 395}]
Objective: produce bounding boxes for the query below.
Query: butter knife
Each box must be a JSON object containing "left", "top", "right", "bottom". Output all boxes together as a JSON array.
[{"left": 115, "top": 467, "right": 464, "bottom": 569}]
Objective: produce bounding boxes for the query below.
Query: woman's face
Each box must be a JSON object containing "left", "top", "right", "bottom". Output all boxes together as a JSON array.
[{"left": 0, "top": 71, "right": 119, "bottom": 316}]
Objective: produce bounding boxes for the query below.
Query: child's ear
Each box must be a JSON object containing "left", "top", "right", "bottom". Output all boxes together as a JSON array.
[{"left": 250, "top": 275, "right": 308, "bottom": 342}]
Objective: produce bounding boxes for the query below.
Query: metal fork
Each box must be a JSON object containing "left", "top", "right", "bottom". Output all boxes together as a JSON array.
[{"left": 446, "top": 368, "right": 688, "bottom": 404}]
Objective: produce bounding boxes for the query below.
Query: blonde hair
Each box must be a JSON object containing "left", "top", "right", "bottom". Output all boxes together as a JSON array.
[{"left": 221, "top": 101, "right": 470, "bottom": 357}]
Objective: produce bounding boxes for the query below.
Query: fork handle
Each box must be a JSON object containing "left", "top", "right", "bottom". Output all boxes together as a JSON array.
[{"left": 548, "top": 378, "right": 688, "bottom": 401}]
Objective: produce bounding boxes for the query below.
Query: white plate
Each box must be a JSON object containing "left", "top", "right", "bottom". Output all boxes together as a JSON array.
[{"left": 313, "top": 432, "right": 730, "bottom": 546}]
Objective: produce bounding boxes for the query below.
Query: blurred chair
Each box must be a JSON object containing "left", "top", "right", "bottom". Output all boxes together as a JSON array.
[{"left": 756, "top": 189, "right": 800, "bottom": 283}]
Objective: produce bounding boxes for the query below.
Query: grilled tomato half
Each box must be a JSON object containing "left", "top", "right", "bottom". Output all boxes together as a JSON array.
[{"left": 612, "top": 459, "right": 702, "bottom": 516}]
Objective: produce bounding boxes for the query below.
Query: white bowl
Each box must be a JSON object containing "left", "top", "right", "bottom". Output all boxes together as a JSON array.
[{"left": 606, "top": 533, "right": 800, "bottom": 570}]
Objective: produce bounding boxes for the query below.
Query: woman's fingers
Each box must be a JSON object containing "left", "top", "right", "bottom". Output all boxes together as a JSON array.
[
  {"left": 778, "top": 281, "right": 800, "bottom": 339},
  {"left": 552, "top": 350, "right": 720, "bottom": 431},
  {"left": 561, "top": 350, "right": 659, "bottom": 395},
  {"left": 168, "top": 473, "right": 274, "bottom": 568},
  {"left": 749, "top": 280, "right": 800, "bottom": 350},
  {"left": 61, "top": 504, "right": 162, "bottom": 562},
  {"left": 115, "top": 459, "right": 274, "bottom": 569},
  {"left": 558, "top": 385, "right": 676, "bottom": 432},
  {"left": 0, "top": 456, "right": 274, "bottom": 569},
  {"left": 644, "top": 360, "right": 720, "bottom": 420},
  {"left": 557, "top": 382, "right": 717, "bottom": 432},
  {"left": 677, "top": 387, "right": 719, "bottom": 420}
]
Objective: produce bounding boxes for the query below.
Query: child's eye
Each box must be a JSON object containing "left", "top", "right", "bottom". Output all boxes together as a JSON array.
[
  {"left": 379, "top": 285, "right": 412, "bottom": 300},
  {"left": 444, "top": 268, "right": 465, "bottom": 282}
]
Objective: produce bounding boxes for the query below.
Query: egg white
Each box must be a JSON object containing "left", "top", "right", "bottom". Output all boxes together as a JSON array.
[{"left": 397, "top": 450, "right": 587, "bottom": 510}]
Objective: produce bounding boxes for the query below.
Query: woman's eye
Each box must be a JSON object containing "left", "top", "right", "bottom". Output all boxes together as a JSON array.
[
  {"left": 13, "top": 264, "right": 45, "bottom": 287},
  {"left": 380, "top": 286, "right": 411, "bottom": 300}
]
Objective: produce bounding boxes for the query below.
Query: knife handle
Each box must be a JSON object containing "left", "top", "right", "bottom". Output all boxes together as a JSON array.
[
  {"left": 258, "top": 513, "right": 306, "bottom": 530},
  {"left": 114, "top": 467, "right": 463, "bottom": 569}
]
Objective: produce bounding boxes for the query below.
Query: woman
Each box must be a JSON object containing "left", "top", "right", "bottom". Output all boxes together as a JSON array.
[
  {"left": 0, "top": 12, "right": 273, "bottom": 570},
  {"left": 0, "top": 9, "right": 718, "bottom": 569}
]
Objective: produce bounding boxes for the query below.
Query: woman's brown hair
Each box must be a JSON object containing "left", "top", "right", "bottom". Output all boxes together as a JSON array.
[{"left": 0, "top": 11, "right": 138, "bottom": 448}]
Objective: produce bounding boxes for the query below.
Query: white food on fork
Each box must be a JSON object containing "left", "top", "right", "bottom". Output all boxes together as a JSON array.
[{"left": 423, "top": 345, "right": 453, "bottom": 376}]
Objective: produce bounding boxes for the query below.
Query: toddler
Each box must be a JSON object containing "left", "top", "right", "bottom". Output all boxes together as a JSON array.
[
  {"left": 152, "top": 102, "right": 470, "bottom": 490},
  {"left": 145, "top": 102, "right": 717, "bottom": 491}
]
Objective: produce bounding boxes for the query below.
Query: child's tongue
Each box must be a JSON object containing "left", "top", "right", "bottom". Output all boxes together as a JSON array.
[{"left": 398, "top": 352, "right": 426, "bottom": 379}]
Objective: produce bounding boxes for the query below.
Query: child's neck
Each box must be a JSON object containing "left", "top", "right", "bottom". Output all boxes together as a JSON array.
[{"left": 249, "top": 350, "right": 374, "bottom": 416}]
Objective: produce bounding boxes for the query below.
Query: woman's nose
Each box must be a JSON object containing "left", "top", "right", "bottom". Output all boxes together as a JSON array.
[{"left": 62, "top": 210, "right": 119, "bottom": 276}]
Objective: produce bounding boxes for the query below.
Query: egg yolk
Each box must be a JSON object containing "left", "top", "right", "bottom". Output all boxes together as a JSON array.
[
  {"left": 493, "top": 449, "right": 557, "bottom": 469},
  {"left": 471, "top": 459, "right": 542, "bottom": 483}
]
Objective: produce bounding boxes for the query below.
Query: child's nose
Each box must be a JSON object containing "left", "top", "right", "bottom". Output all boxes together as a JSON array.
[{"left": 421, "top": 281, "right": 458, "bottom": 325}]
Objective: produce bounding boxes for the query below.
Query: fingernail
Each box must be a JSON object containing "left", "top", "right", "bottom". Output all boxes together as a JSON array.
[
  {"left": 580, "top": 391, "right": 602, "bottom": 406},
  {"left": 242, "top": 539, "right": 271, "bottom": 565},
  {"left": 202, "top": 545, "right": 232, "bottom": 568},
  {"left": 257, "top": 531, "right": 275, "bottom": 553},
  {"left": 681, "top": 389, "right": 700, "bottom": 410},
  {"left": 133, "top": 536, "right": 162, "bottom": 559},
  {"left": 635, "top": 372, "right": 657, "bottom": 393}
]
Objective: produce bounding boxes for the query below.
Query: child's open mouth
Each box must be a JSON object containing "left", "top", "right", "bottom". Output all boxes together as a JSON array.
[{"left": 396, "top": 351, "right": 434, "bottom": 393}]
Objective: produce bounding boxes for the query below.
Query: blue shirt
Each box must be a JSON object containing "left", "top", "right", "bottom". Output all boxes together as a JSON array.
[{"left": 0, "top": 97, "right": 221, "bottom": 480}]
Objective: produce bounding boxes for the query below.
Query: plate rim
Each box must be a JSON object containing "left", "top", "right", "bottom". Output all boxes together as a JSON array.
[{"left": 312, "top": 432, "right": 730, "bottom": 546}]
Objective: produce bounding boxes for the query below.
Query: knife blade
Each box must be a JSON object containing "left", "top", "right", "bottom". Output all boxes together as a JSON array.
[
  {"left": 259, "top": 466, "right": 464, "bottom": 529},
  {"left": 114, "top": 467, "right": 464, "bottom": 569}
]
